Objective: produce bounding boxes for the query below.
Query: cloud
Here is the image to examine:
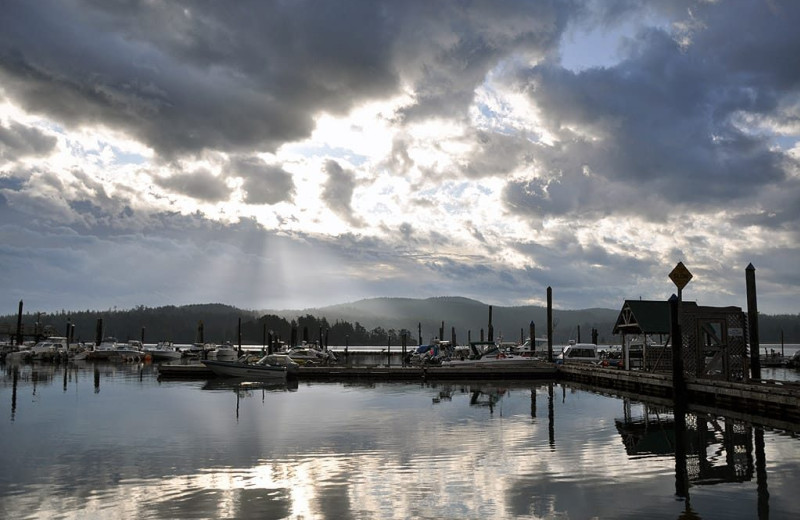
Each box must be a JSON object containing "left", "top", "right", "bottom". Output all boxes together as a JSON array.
[
  {"left": 154, "top": 168, "right": 230, "bottom": 203},
  {"left": 0, "top": 121, "right": 57, "bottom": 161},
  {"left": 322, "top": 160, "right": 363, "bottom": 226},
  {"left": 502, "top": 2, "right": 800, "bottom": 226},
  {"left": 228, "top": 156, "right": 295, "bottom": 206}
]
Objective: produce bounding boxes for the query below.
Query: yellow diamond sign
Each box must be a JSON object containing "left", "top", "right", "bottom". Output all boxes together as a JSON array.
[{"left": 669, "top": 262, "right": 693, "bottom": 290}]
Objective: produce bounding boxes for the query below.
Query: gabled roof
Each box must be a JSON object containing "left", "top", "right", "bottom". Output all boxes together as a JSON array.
[{"left": 612, "top": 300, "right": 672, "bottom": 335}]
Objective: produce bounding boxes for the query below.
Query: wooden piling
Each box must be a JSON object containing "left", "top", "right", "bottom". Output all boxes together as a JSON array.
[
  {"left": 488, "top": 305, "right": 494, "bottom": 343},
  {"left": 529, "top": 321, "right": 535, "bottom": 347},
  {"left": 16, "top": 300, "right": 23, "bottom": 346},
  {"left": 547, "top": 287, "right": 553, "bottom": 362},
  {"left": 95, "top": 318, "right": 103, "bottom": 346},
  {"left": 746, "top": 264, "right": 761, "bottom": 379},
  {"left": 670, "top": 294, "right": 686, "bottom": 405}
]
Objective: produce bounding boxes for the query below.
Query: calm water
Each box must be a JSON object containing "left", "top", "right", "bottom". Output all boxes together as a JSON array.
[{"left": 1, "top": 362, "right": 799, "bottom": 519}]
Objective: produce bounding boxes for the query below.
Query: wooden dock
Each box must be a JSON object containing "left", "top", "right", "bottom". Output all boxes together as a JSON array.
[{"left": 559, "top": 364, "right": 800, "bottom": 425}]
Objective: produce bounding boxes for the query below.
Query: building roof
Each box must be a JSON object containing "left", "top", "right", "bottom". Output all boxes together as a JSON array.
[{"left": 612, "top": 300, "right": 673, "bottom": 335}]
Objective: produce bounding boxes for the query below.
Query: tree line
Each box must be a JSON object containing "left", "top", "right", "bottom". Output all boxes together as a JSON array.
[
  {"left": 2, "top": 302, "right": 799, "bottom": 346},
  {"left": 0, "top": 303, "right": 419, "bottom": 346}
]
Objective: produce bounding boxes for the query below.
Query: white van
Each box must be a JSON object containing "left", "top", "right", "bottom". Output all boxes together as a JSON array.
[{"left": 556, "top": 342, "right": 600, "bottom": 364}]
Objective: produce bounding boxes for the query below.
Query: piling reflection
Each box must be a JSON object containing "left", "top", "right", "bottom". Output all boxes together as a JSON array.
[{"left": 614, "top": 395, "right": 774, "bottom": 519}]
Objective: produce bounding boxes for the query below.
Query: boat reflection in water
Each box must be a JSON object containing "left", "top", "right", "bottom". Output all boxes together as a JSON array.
[{"left": 1, "top": 362, "right": 799, "bottom": 519}]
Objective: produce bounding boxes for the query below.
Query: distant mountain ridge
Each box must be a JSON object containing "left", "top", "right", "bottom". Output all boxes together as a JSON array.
[
  {"left": 3, "top": 297, "right": 797, "bottom": 344},
  {"left": 267, "top": 296, "right": 622, "bottom": 344}
]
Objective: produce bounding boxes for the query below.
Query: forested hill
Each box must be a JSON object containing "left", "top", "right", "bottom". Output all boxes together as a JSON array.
[{"left": 2, "top": 298, "right": 798, "bottom": 345}]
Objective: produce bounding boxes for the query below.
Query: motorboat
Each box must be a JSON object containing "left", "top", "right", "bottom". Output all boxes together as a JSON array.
[
  {"left": 556, "top": 342, "right": 601, "bottom": 364},
  {"left": 511, "top": 337, "right": 549, "bottom": 358},
  {"left": 285, "top": 343, "right": 337, "bottom": 365},
  {"left": 257, "top": 354, "right": 300, "bottom": 376},
  {"left": 86, "top": 337, "right": 143, "bottom": 361},
  {"left": 202, "top": 356, "right": 288, "bottom": 380},
  {"left": 144, "top": 341, "right": 183, "bottom": 361},
  {"left": 441, "top": 342, "right": 535, "bottom": 367},
  {"left": 206, "top": 342, "right": 239, "bottom": 361},
  {"left": 408, "top": 339, "right": 454, "bottom": 366},
  {"left": 30, "top": 337, "right": 70, "bottom": 361}
]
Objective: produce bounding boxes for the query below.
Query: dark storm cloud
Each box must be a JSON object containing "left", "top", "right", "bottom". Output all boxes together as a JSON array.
[
  {"left": 154, "top": 168, "right": 230, "bottom": 202},
  {"left": 0, "top": 0, "right": 578, "bottom": 157},
  {"left": 322, "top": 160, "right": 362, "bottom": 226},
  {"left": 504, "top": 0, "right": 800, "bottom": 224},
  {"left": 0, "top": 121, "right": 57, "bottom": 161},
  {"left": 393, "top": 0, "right": 571, "bottom": 122},
  {"left": 228, "top": 156, "right": 295, "bottom": 206},
  {"left": 0, "top": 0, "right": 398, "bottom": 156}
]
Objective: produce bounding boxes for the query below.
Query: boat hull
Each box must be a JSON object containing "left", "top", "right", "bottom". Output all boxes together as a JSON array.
[{"left": 202, "top": 360, "right": 287, "bottom": 380}]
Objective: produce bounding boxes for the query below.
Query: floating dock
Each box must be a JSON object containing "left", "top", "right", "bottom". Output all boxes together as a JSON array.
[{"left": 558, "top": 364, "right": 800, "bottom": 425}]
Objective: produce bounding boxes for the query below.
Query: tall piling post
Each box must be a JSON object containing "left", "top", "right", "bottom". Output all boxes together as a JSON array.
[
  {"left": 529, "top": 321, "right": 535, "bottom": 352},
  {"left": 451, "top": 326, "right": 456, "bottom": 348},
  {"left": 95, "top": 318, "right": 103, "bottom": 347},
  {"left": 141, "top": 327, "right": 145, "bottom": 346},
  {"left": 547, "top": 287, "right": 553, "bottom": 362},
  {"left": 418, "top": 323, "right": 422, "bottom": 346},
  {"left": 488, "top": 306, "right": 494, "bottom": 343},
  {"left": 15, "top": 300, "right": 23, "bottom": 346},
  {"left": 669, "top": 294, "right": 686, "bottom": 404},
  {"left": 238, "top": 317, "right": 243, "bottom": 356},
  {"left": 746, "top": 263, "right": 762, "bottom": 380}
]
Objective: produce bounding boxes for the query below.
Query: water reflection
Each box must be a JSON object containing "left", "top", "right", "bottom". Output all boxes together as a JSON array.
[{"left": 1, "top": 363, "right": 799, "bottom": 519}]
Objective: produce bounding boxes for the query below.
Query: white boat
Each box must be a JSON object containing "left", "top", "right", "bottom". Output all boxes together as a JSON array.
[
  {"left": 30, "top": 337, "right": 70, "bottom": 361},
  {"left": 87, "top": 337, "right": 143, "bottom": 361},
  {"left": 257, "top": 354, "right": 300, "bottom": 376},
  {"left": 285, "top": 343, "right": 337, "bottom": 365},
  {"left": 144, "top": 341, "right": 183, "bottom": 361},
  {"left": 512, "top": 337, "right": 550, "bottom": 358},
  {"left": 202, "top": 357, "right": 288, "bottom": 380},
  {"left": 441, "top": 342, "right": 537, "bottom": 368},
  {"left": 556, "top": 342, "right": 601, "bottom": 364},
  {"left": 206, "top": 342, "right": 239, "bottom": 361}
]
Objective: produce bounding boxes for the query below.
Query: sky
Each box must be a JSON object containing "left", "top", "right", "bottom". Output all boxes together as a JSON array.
[{"left": 1, "top": 0, "right": 799, "bottom": 316}]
